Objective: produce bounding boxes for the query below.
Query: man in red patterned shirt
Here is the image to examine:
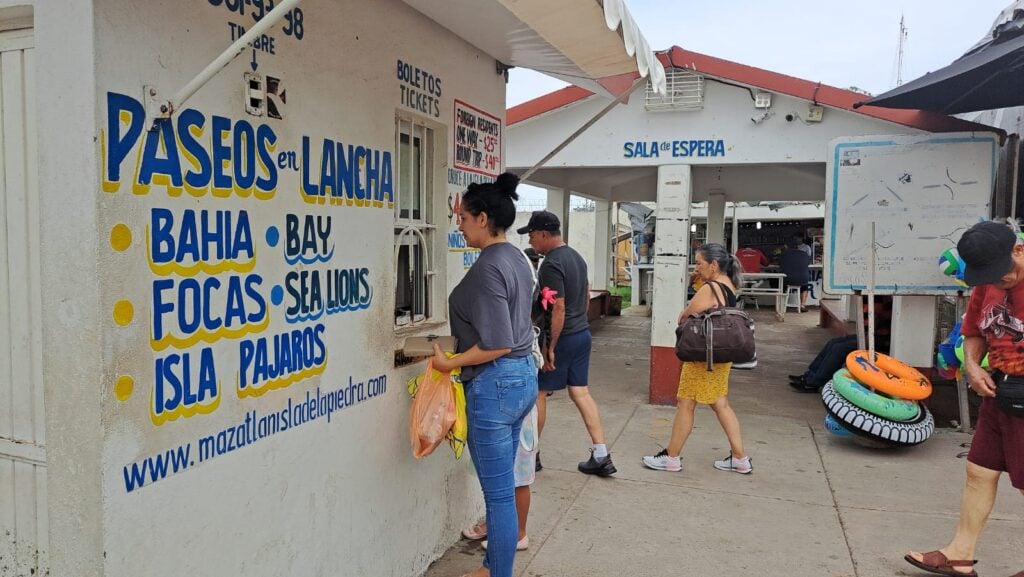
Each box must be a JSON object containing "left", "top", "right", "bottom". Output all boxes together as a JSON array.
[{"left": 906, "top": 221, "right": 1024, "bottom": 577}]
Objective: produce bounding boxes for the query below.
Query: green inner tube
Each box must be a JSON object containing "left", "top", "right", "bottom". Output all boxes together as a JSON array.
[{"left": 832, "top": 368, "right": 921, "bottom": 422}]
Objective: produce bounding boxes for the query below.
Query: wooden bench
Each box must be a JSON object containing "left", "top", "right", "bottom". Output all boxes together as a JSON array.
[{"left": 587, "top": 290, "right": 610, "bottom": 322}]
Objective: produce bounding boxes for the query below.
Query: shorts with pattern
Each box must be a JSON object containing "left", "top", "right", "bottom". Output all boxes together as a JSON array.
[{"left": 677, "top": 361, "right": 732, "bottom": 404}]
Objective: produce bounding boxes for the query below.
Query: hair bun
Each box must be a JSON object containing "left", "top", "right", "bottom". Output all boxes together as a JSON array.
[{"left": 494, "top": 172, "right": 520, "bottom": 201}]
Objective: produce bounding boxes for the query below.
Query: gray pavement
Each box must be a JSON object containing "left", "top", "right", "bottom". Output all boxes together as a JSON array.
[{"left": 423, "top": 311, "right": 1024, "bottom": 577}]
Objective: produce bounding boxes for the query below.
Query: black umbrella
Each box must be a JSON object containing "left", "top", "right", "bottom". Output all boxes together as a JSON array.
[{"left": 857, "top": 14, "right": 1024, "bottom": 114}]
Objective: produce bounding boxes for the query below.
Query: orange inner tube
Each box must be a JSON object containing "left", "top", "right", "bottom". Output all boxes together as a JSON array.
[{"left": 845, "top": 350, "right": 933, "bottom": 401}]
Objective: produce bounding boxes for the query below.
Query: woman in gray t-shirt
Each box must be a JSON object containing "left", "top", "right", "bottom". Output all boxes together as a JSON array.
[{"left": 431, "top": 173, "right": 537, "bottom": 577}]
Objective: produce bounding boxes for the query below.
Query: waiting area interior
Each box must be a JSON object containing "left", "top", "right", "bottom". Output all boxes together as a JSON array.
[{"left": 622, "top": 203, "right": 827, "bottom": 317}]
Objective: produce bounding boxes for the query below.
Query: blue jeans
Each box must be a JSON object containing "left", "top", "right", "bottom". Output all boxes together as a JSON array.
[
  {"left": 465, "top": 356, "right": 537, "bottom": 577},
  {"left": 805, "top": 335, "right": 858, "bottom": 386}
]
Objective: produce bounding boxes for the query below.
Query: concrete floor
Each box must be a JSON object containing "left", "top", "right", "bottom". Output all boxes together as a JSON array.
[{"left": 423, "top": 311, "right": 1024, "bottom": 577}]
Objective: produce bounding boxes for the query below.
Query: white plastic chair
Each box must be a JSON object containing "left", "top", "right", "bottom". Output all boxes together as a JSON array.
[{"left": 785, "top": 286, "right": 802, "bottom": 313}]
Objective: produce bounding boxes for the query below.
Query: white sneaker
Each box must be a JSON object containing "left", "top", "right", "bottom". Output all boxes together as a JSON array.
[
  {"left": 481, "top": 535, "right": 528, "bottom": 551},
  {"left": 713, "top": 453, "right": 752, "bottom": 474},
  {"left": 732, "top": 356, "right": 758, "bottom": 370},
  {"left": 461, "top": 519, "right": 487, "bottom": 541},
  {"left": 642, "top": 449, "right": 682, "bottom": 472}
]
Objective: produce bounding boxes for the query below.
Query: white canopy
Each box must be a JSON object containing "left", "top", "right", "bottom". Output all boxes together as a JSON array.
[{"left": 402, "top": 0, "right": 666, "bottom": 97}]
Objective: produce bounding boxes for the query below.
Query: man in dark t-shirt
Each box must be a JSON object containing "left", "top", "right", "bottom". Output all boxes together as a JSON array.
[
  {"left": 518, "top": 211, "right": 616, "bottom": 477},
  {"left": 780, "top": 236, "right": 812, "bottom": 311}
]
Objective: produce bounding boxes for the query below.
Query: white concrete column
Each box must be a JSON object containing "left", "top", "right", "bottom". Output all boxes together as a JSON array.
[
  {"left": 890, "top": 296, "right": 937, "bottom": 367},
  {"left": 652, "top": 165, "right": 692, "bottom": 348},
  {"left": 592, "top": 200, "right": 611, "bottom": 290},
  {"left": 847, "top": 294, "right": 861, "bottom": 324},
  {"left": 39, "top": 7, "right": 106, "bottom": 575},
  {"left": 546, "top": 187, "right": 570, "bottom": 239},
  {"left": 707, "top": 190, "right": 726, "bottom": 246},
  {"left": 730, "top": 203, "right": 739, "bottom": 255}
]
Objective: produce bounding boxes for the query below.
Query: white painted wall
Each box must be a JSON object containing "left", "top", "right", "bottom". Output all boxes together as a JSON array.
[
  {"left": 890, "top": 296, "right": 938, "bottom": 367},
  {"left": 507, "top": 79, "right": 928, "bottom": 169},
  {"left": 33, "top": 1, "right": 511, "bottom": 576},
  {"left": 591, "top": 200, "right": 610, "bottom": 290},
  {"left": 569, "top": 211, "right": 597, "bottom": 286}
]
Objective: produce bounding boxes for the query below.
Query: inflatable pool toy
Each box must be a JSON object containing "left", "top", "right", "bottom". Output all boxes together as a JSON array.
[
  {"left": 938, "top": 248, "right": 967, "bottom": 288},
  {"left": 824, "top": 414, "right": 853, "bottom": 436},
  {"left": 935, "top": 352, "right": 960, "bottom": 380},
  {"left": 832, "top": 368, "right": 921, "bottom": 422},
  {"left": 953, "top": 334, "right": 990, "bottom": 369},
  {"left": 846, "top": 350, "right": 932, "bottom": 401}
]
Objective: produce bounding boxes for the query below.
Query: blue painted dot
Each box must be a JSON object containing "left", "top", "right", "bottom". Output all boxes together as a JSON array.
[
  {"left": 265, "top": 226, "right": 279, "bottom": 247},
  {"left": 271, "top": 285, "right": 284, "bottom": 306}
]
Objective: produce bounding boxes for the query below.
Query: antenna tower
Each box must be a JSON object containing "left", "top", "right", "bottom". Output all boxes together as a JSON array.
[{"left": 896, "top": 15, "right": 909, "bottom": 86}]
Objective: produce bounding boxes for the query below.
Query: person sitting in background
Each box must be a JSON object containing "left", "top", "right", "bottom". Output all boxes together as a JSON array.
[
  {"left": 690, "top": 237, "right": 702, "bottom": 255},
  {"left": 798, "top": 237, "right": 812, "bottom": 258},
  {"left": 780, "top": 236, "right": 812, "bottom": 312},
  {"left": 789, "top": 296, "right": 893, "bottom": 392},
  {"left": 736, "top": 245, "right": 770, "bottom": 273},
  {"left": 789, "top": 335, "right": 858, "bottom": 392}
]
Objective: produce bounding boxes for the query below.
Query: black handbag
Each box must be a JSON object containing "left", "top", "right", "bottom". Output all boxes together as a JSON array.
[
  {"left": 674, "top": 281, "right": 756, "bottom": 371},
  {"left": 995, "top": 374, "right": 1024, "bottom": 417}
]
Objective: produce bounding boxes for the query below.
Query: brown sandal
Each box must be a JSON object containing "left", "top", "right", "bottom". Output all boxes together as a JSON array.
[{"left": 904, "top": 550, "right": 978, "bottom": 577}]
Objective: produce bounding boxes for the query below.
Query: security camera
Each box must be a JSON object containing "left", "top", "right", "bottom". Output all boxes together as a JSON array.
[{"left": 785, "top": 113, "right": 795, "bottom": 122}]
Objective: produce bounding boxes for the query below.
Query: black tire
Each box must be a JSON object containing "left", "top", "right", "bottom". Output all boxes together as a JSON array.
[{"left": 822, "top": 381, "right": 934, "bottom": 446}]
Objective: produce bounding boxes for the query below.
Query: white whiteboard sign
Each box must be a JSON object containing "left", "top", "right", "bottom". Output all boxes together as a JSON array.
[{"left": 825, "top": 133, "right": 998, "bottom": 295}]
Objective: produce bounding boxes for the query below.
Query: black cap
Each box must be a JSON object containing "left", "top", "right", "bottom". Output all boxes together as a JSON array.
[
  {"left": 516, "top": 210, "right": 561, "bottom": 234},
  {"left": 957, "top": 221, "right": 1017, "bottom": 286}
]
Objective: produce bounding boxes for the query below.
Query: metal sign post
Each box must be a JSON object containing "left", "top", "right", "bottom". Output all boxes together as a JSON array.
[
  {"left": 854, "top": 292, "right": 866, "bottom": 350},
  {"left": 955, "top": 293, "right": 972, "bottom": 432},
  {"left": 868, "top": 222, "right": 876, "bottom": 361}
]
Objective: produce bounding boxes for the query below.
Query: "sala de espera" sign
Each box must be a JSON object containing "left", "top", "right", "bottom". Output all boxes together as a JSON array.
[{"left": 623, "top": 139, "right": 726, "bottom": 159}]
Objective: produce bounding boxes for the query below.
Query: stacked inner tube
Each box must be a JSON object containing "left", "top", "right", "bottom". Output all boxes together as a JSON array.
[{"left": 821, "top": 351, "right": 934, "bottom": 447}]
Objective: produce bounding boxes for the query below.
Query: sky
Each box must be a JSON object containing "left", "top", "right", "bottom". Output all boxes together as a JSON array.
[{"left": 507, "top": 0, "right": 1014, "bottom": 206}]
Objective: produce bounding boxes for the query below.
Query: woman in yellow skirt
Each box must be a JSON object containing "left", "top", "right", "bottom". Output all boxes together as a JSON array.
[{"left": 643, "top": 243, "right": 752, "bottom": 474}]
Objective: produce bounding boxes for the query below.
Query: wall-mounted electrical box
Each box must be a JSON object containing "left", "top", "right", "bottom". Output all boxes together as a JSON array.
[{"left": 244, "top": 72, "right": 265, "bottom": 117}]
